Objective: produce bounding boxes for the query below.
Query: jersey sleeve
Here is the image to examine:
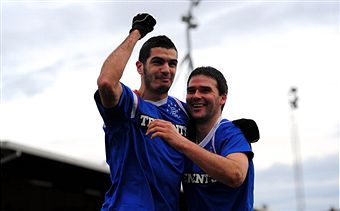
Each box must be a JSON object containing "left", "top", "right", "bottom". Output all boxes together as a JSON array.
[
  {"left": 216, "top": 123, "right": 254, "bottom": 160},
  {"left": 94, "top": 83, "right": 138, "bottom": 127}
]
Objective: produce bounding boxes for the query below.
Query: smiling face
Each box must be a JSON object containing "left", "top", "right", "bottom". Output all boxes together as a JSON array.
[
  {"left": 186, "top": 75, "right": 226, "bottom": 123},
  {"left": 139, "top": 47, "right": 178, "bottom": 97}
]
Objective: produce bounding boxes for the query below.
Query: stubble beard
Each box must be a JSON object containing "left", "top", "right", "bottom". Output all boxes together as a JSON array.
[
  {"left": 144, "top": 68, "right": 172, "bottom": 95},
  {"left": 188, "top": 104, "right": 213, "bottom": 124}
]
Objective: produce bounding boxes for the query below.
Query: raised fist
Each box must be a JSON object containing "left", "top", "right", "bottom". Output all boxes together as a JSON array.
[{"left": 129, "top": 13, "right": 156, "bottom": 39}]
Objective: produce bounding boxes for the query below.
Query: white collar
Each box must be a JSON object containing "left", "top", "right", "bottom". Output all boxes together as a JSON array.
[
  {"left": 144, "top": 96, "right": 168, "bottom": 106},
  {"left": 197, "top": 116, "right": 223, "bottom": 147}
]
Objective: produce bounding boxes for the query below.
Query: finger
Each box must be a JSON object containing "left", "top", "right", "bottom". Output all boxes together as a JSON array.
[
  {"left": 146, "top": 124, "right": 162, "bottom": 136},
  {"left": 150, "top": 130, "right": 165, "bottom": 140},
  {"left": 150, "top": 131, "right": 159, "bottom": 139},
  {"left": 146, "top": 125, "right": 155, "bottom": 136},
  {"left": 147, "top": 119, "right": 159, "bottom": 128}
]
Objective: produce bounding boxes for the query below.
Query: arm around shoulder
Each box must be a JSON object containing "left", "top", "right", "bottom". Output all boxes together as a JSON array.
[{"left": 146, "top": 119, "right": 249, "bottom": 188}]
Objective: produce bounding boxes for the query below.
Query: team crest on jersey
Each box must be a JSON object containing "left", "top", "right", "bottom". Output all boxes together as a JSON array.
[{"left": 166, "top": 102, "right": 181, "bottom": 118}]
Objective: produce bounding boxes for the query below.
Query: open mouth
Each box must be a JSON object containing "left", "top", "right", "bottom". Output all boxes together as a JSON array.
[
  {"left": 192, "top": 103, "right": 204, "bottom": 108},
  {"left": 190, "top": 102, "right": 206, "bottom": 111}
]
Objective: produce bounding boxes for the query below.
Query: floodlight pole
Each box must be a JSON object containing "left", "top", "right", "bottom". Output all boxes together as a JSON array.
[
  {"left": 289, "top": 87, "right": 305, "bottom": 211},
  {"left": 172, "top": 0, "right": 199, "bottom": 99},
  {"left": 181, "top": 0, "right": 200, "bottom": 77}
]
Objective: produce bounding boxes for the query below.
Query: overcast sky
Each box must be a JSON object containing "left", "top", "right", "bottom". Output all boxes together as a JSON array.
[{"left": 1, "top": 1, "right": 339, "bottom": 210}]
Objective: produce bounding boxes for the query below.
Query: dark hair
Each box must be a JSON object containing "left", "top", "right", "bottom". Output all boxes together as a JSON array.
[
  {"left": 138, "top": 35, "right": 177, "bottom": 64},
  {"left": 187, "top": 66, "right": 228, "bottom": 96}
]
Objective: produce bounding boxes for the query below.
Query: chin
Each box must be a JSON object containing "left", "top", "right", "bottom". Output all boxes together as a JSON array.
[
  {"left": 157, "top": 86, "right": 170, "bottom": 94},
  {"left": 191, "top": 114, "right": 207, "bottom": 123}
]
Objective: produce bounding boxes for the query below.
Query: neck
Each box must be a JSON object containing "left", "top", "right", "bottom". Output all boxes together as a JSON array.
[
  {"left": 195, "top": 114, "right": 221, "bottom": 142},
  {"left": 138, "top": 87, "right": 168, "bottom": 102}
]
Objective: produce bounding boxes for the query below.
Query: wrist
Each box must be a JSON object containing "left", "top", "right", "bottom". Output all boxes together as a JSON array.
[{"left": 129, "top": 28, "right": 142, "bottom": 40}]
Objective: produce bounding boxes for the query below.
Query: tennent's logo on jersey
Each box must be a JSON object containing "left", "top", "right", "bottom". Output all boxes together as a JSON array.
[
  {"left": 183, "top": 173, "right": 217, "bottom": 184},
  {"left": 140, "top": 114, "right": 187, "bottom": 137}
]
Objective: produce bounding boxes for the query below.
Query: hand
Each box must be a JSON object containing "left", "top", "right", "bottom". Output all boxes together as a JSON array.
[
  {"left": 129, "top": 13, "right": 156, "bottom": 39},
  {"left": 146, "top": 119, "right": 183, "bottom": 146}
]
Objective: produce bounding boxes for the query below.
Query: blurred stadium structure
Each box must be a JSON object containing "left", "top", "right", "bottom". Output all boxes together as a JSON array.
[{"left": 1, "top": 140, "right": 110, "bottom": 211}]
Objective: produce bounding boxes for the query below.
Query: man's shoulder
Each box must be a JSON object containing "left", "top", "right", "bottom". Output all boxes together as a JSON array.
[
  {"left": 216, "top": 119, "right": 242, "bottom": 136},
  {"left": 218, "top": 119, "right": 234, "bottom": 128}
]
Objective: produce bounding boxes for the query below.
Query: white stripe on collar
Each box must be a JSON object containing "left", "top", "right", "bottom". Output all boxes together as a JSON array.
[
  {"left": 198, "top": 116, "right": 223, "bottom": 148},
  {"left": 145, "top": 96, "right": 168, "bottom": 106}
]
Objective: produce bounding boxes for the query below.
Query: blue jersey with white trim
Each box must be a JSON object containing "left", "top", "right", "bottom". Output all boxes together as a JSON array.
[
  {"left": 182, "top": 119, "right": 254, "bottom": 211},
  {"left": 94, "top": 83, "right": 190, "bottom": 211}
]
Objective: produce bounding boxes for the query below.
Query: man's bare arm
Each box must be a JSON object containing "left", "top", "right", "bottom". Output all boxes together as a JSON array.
[
  {"left": 97, "top": 31, "right": 140, "bottom": 108},
  {"left": 96, "top": 13, "right": 156, "bottom": 108},
  {"left": 146, "top": 119, "right": 249, "bottom": 188}
]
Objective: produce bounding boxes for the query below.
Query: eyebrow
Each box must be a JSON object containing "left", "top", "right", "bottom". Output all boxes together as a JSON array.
[
  {"left": 151, "top": 57, "right": 178, "bottom": 64},
  {"left": 187, "top": 86, "right": 212, "bottom": 90}
]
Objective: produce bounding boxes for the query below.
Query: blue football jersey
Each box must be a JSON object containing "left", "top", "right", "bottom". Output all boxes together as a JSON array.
[
  {"left": 94, "top": 83, "right": 190, "bottom": 211},
  {"left": 182, "top": 118, "right": 254, "bottom": 211}
]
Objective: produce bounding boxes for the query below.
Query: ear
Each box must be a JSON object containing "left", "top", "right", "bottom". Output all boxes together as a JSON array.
[
  {"left": 220, "top": 94, "right": 227, "bottom": 106},
  {"left": 136, "top": 61, "right": 143, "bottom": 75}
]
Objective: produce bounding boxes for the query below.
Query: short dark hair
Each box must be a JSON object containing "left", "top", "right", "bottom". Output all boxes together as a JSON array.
[
  {"left": 187, "top": 66, "right": 228, "bottom": 96},
  {"left": 138, "top": 35, "right": 177, "bottom": 64}
]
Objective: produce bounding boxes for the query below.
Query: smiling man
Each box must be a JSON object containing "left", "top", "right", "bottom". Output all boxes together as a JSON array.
[
  {"left": 95, "top": 13, "right": 190, "bottom": 211},
  {"left": 147, "top": 66, "right": 255, "bottom": 211}
]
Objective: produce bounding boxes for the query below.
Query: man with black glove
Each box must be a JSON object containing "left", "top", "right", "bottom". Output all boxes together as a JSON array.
[{"left": 95, "top": 13, "right": 191, "bottom": 211}]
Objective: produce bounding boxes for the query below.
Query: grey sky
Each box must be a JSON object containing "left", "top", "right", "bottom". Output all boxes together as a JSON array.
[
  {"left": 256, "top": 153, "right": 338, "bottom": 210},
  {"left": 3, "top": 1, "right": 338, "bottom": 100}
]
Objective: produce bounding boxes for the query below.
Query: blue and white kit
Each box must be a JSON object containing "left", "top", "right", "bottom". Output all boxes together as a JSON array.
[
  {"left": 94, "top": 83, "right": 190, "bottom": 211},
  {"left": 182, "top": 118, "right": 254, "bottom": 211}
]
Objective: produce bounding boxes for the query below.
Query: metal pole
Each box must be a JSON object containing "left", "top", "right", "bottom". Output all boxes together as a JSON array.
[
  {"left": 289, "top": 87, "right": 305, "bottom": 211},
  {"left": 175, "top": 0, "right": 200, "bottom": 88},
  {"left": 181, "top": 0, "right": 199, "bottom": 72}
]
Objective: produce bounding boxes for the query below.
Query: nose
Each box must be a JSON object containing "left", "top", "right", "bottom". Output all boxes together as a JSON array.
[{"left": 160, "top": 63, "right": 170, "bottom": 75}]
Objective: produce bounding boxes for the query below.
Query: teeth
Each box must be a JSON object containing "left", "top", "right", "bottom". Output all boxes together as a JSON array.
[{"left": 193, "top": 103, "right": 203, "bottom": 108}]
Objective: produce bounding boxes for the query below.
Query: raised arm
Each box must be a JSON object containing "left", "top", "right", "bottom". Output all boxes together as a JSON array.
[
  {"left": 97, "top": 13, "right": 156, "bottom": 108},
  {"left": 146, "top": 119, "right": 249, "bottom": 188}
]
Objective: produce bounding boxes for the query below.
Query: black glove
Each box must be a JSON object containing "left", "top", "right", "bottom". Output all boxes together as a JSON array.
[
  {"left": 129, "top": 13, "right": 156, "bottom": 39},
  {"left": 232, "top": 118, "right": 260, "bottom": 143}
]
